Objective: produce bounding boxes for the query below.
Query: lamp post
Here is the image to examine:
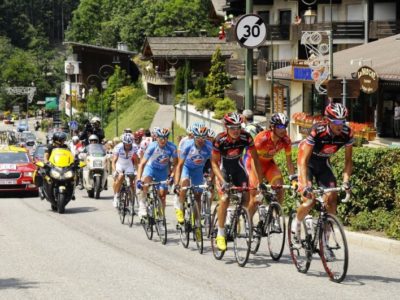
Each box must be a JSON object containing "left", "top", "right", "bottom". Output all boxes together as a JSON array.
[{"left": 65, "top": 62, "right": 75, "bottom": 135}]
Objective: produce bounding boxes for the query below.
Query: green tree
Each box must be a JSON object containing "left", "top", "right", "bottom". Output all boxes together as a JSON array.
[{"left": 206, "top": 47, "right": 230, "bottom": 98}]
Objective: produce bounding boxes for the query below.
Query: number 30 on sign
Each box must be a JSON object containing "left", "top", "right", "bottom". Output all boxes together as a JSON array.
[{"left": 235, "top": 14, "right": 267, "bottom": 49}]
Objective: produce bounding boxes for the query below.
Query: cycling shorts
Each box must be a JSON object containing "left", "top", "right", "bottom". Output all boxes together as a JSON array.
[
  {"left": 181, "top": 165, "right": 204, "bottom": 192},
  {"left": 116, "top": 161, "right": 136, "bottom": 176},
  {"left": 299, "top": 157, "right": 337, "bottom": 188},
  {"left": 142, "top": 165, "right": 168, "bottom": 191},
  {"left": 217, "top": 160, "right": 248, "bottom": 195},
  {"left": 247, "top": 159, "right": 282, "bottom": 188}
]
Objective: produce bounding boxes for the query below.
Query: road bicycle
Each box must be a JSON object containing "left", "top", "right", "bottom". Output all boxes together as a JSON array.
[
  {"left": 140, "top": 180, "right": 168, "bottom": 245},
  {"left": 177, "top": 184, "right": 207, "bottom": 254},
  {"left": 210, "top": 184, "right": 253, "bottom": 267},
  {"left": 118, "top": 173, "right": 137, "bottom": 227},
  {"left": 200, "top": 174, "right": 213, "bottom": 238},
  {"left": 251, "top": 184, "right": 295, "bottom": 260},
  {"left": 287, "top": 186, "right": 350, "bottom": 283}
]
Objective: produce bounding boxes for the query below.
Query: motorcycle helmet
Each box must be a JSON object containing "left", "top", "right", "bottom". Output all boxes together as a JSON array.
[
  {"left": 53, "top": 131, "right": 67, "bottom": 145},
  {"left": 88, "top": 134, "right": 99, "bottom": 143},
  {"left": 91, "top": 116, "right": 101, "bottom": 124}
]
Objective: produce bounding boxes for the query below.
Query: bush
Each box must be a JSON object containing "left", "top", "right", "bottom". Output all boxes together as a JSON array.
[
  {"left": 274, "top": 147, "right": 400, "bottom": 239},
  {"left": 194, "top": 96, "right": 219, "bottom": 112},
  {"left": 213, "top": 98, "right": 236, "bottom": 119}
]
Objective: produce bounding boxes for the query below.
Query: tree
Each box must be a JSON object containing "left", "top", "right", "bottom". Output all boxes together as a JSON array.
[{"left": 206, "top": 47, "right": 230, "bottom": 98}]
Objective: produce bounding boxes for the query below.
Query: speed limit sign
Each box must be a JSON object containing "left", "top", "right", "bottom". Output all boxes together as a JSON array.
[{"left": 235, "top": 14, "right": 267, "bottom": 49}]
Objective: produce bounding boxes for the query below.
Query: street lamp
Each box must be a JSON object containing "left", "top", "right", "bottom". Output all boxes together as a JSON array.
[
  {"left": 65, "top": 62, "right": 75, "bottom": 134},
  {"left": 303, "top": 7, "right": 317, "bottom": 25}
]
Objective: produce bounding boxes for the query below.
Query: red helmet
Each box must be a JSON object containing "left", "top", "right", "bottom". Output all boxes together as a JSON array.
[
  {"left": 133, "top": 131, "right": 141, "bottom": 139},
  {"left": 223, "top": 112, "right": 242, "bottom": 126},
  {"left": 137, "top": 128, "right": 144, "bottom": 137},
  {"left": 325, "top": 102, "right": 348, "bottom": 120}
]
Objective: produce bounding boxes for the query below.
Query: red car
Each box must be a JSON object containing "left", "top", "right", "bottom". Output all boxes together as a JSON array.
[{"left": 0, "top": 145, "right": 38, "bottom": 195}]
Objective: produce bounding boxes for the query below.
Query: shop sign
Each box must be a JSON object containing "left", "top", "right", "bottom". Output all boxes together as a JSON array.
[
  {"left": 357, "top": 66, "right": 378, "bottom": 94},
  {"left": 292, "top": 65, "right": 313, "bottom": 82},
  {"left": 273, "top": 86, "right": 285, "bottom": 113}
]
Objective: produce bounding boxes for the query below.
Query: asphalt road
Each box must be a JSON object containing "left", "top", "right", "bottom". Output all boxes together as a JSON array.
[{"left": 1, "top": 120, "right": 400, "bottom": 299}]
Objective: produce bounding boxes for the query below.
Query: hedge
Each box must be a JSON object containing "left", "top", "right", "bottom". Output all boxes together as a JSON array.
[{"left": 274, "top": 147, "right": 400, "bottom": 240}]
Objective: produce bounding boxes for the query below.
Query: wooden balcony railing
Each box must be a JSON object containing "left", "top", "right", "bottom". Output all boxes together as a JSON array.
[
  {"left": 292, "top": 21, "right": 365, "bottom": 40},
  {"left": 369, "top": 21, "right": 400, "bottom": 39},
  {"left": 143, "top": 71, "right": 175, "bottom": 86},
  {"left": 266, "top": 24, "right": 291, "bottom": 41},
  {"left": 226, "top": 59, "right": 292, "bottom": 78}
]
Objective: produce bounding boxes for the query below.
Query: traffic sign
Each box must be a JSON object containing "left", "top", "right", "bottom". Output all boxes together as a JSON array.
[
  {"left": 69, "top": 120, "right": 78, "bottom": 130},
  {"left": 235, "top": 14, "right": 267, "bottom": 49}
]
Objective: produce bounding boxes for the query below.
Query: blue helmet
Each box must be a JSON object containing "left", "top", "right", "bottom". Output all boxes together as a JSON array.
[
  {"left": 155, "top": 127, "right": 170, "bottom": 138},
  {"left": 192, "top": 126, "right": 208, "bottom": 138}
]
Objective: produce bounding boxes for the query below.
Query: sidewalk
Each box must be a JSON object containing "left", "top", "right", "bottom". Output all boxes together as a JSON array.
[
  {"left": 345, "top": 230, "right": 400, "bottom": 256},
  {"left": 150, "top": 104, "right": 174, "bottom": 130}
]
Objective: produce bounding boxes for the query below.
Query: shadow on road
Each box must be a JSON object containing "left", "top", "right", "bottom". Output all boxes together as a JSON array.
[
  {"left": 0, "top": 192, "right": 38, "bottom": 198},
  {"left": 343, "top": 274, "right": 400, "bottom": 286},
  {"left": 0, "top": 278, "right": 39, "bottom": 290},
  {"left": 65, "top": 206, "right": 98, "bottom": 214}
]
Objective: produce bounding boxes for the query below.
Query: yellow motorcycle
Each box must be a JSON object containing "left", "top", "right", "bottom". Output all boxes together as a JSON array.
[{"left": 35, "top": 148, "right": 85, "bottom": 213}]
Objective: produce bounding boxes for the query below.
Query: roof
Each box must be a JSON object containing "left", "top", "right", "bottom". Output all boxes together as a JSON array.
[
  {"left": 63, "top": 42, "right": 137, "bottom": 55},
  {"left": 142, "top": 37, "right": 239, "bottom": 59},
  {"left": 211, "top": 0, "right": 226, "bottom": 17},
  {"left": 272, "top": 34, "right": 400, "bottom": 82},
  {"left": 0, "top": 145, "right": 26, "bottom": 153}
]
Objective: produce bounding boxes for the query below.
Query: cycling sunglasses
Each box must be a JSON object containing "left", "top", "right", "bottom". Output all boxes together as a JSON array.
[
  {"left": 226, "top": 125, "right": 241, "bottom": 130},
  {"left": 330, "top": 119, "right": 345, "bottom": 125},
  {"left": 274, "top": 124, "right": 287, "bottom": 129}
]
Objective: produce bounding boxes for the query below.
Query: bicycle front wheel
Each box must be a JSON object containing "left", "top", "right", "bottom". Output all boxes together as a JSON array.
[
  {"left": 129, "top": 192, "right": 138, "bottom": 227},
  {"left": 201, "top": 192, "right": 211, "bottom": 238},
  {"left": 287, "top": 211, "right": 312, "bottom": 273},
  {"left": 233, "top": 207, "right": 252, "bottom": 267},
  {"left": 118, "top": 191, "right": 127, "bottom": 224},
  {"left": 179, "top": 205, "right": 190, "bottom": 248},
  {"left": 154, "top": 197, "right": 167, "bottom": 245},
  {"left": 210, "top": 204, "right": 225, "bottom": 260},
  {"left": 319, "top": 214, "right": 349, "bottom": 283},
  {"left": 193, "top": 201, "right": 203, "bottom": 254},
  {"left": 266, "top": 202, "right": 286, "bottom": 261}
]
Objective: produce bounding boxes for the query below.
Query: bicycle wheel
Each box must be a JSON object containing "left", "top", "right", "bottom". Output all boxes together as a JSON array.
[
  {"left": 287, "top": 211, "right": 312, "bottom": 273},
  {"left": 266, "top": 202, "right": 286, "bottom": 261},
  {"left": 250, "top": 209, "right": 262, "bottom": 255},
  {"left": 319, "top": 214, "right": 349, "bottom": 283},
  {"left": 154, "top": 197, "right": 167, "bottom": 245},
  {"left": 193, "top": 201, "right": 203, "bottom": 254},
  {"left": 201, "top": 192, "right": 211, "bottom": 238},
  {"left": 233, "top": 207, "right": 252, "bottom": 267},
  {"left": 118, "top": 190, "right": 127, "bottom": 224},
  {"left": 179, "top": 204, "right": 190, "bottom": 248},
  {"left": 141, "top": 202, "right": 153, "bottom": 240},
  {"left": 129, "top": 192, "right": 138, "bottom": 227},
  {"left": 210, "top": 204, "right": 225, "bottom": 260}
]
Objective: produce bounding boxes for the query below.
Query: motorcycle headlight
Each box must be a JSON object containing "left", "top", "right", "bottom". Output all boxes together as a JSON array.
[
  {"left": 23, "top": 171, "right": 34, "bottom": 177},
  {"left": 50, "top": 169, "right": 61, "bottom": 179},
  {"left": 64, "top": 170, "right": 74, "bottom": 179}
]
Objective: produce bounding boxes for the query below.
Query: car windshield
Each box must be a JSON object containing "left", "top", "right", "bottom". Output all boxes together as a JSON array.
[
  {"left": 34, "top": 146, "right": 46, "bottom": 158},
  {"left": 19, "top": 120, "right": 27, "bottom": 125},
  {"left": 0, "top": 152, "right": 29, "bottom": 163},
  {"left": 22, "top": 133, "right": 36, "bottom": 140},
  {"left": 87, "top": 144, "right": 106, "bottom": 156}
]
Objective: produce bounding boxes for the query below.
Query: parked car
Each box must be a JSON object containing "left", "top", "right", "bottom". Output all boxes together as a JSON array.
[
  {"left": 17, "top": 120, "right": 29, "bottom": 132},
  {"left": 0, "top": 145, "right": 38, "bottom": 195}
]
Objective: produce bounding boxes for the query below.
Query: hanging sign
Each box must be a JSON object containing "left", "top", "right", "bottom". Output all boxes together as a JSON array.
[{"left": 357, "top": 66, "right": 378, "bottom": 94}]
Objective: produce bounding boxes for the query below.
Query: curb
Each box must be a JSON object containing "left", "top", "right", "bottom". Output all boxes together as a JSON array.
[{"left": 344, "top": 230, "right": 400, "bottom": 256}]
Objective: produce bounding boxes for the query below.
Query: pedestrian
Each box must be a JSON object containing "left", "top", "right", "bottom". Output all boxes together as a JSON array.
[{"left": 394, "top": 101, "right": 400, "bottom": 138}]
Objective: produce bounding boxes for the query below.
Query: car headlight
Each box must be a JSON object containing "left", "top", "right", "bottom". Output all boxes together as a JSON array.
[
  {"left": 64, "top": 170, "right": 74, "bottom": 179},
  {"left": 23, "top": 172, "right": 34, "bottom": 177},
  {"left": 50, "top": 169, "right": 61, "bottom": 179}
]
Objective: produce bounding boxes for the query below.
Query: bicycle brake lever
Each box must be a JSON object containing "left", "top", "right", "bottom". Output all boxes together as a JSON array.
[{"left": 341, "top": 191, "right": 351, "bottom": 203}]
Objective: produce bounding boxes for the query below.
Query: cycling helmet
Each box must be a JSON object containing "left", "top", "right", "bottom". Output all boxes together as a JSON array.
[
  {"left": 192, "top": 126, "right": 208, "bottom": 138},
  {"left": 324, "top": 102, "right": 348, "bottom": 120},
  {"left": 155, "top": 127, "right": 170, "bottom": 138},
  {"left": 123, "top": 127, "right": 132, "bottom": 133},
  {"left": 133, "top": 131, "right": 141, "bottom": 139},
  {"left": 270, "top": 113, "right": 289, "bottom": 127},
  {"left": 72, "top": 136, "right": 79, "bottom": 143},
  {"left": 207, "top": 128, "right": 216, "bottom": 138},
  {"left": 91, "top": 116, "right": 101, "bottom": 124},
  {"left": 152, "top": 126, "right": 160, "bottom": 135},
  {"left": 88, "top": 134, "right": 99, "bottom": 143},
  {"left": 52, "top": 131, "right": 67, "bottom": 145},
  {"left": 186, "top": 125, "right": 193, "bottom": 134},
  {"left": 242, "top": 109, "right": 254, "bottom": 120},
  {"left": 121, "top": 133, "right": 133, "bottom": 144},
  {"left": 223, "top": 112, "right": 242, "bottom": 126}
]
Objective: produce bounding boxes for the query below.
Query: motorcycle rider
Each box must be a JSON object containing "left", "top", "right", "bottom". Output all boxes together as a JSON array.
[{"left": 79, "top": 117, "right": 105, "bottom": 145}]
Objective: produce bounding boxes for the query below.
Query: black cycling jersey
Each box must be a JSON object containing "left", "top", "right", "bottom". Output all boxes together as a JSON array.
[
  {"left": 212, "top": 130, "right": 254, "bottom": 186},
  {"left": 306, "top": 121, "right": 354, "bottom": 159}
]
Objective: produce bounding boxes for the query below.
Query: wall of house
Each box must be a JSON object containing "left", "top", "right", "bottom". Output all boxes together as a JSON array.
[{"left": 289, "top": 81, "right": 304, "bottom": 141}]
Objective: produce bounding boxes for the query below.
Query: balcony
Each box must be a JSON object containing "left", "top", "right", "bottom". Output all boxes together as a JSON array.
[
  {"left": 266, "top": 25, "right": 291, "bottom": 41},
  {"left": 226, "top": 59, "right": 292, "bottom": 78},
  {"left": 143, "top": 71, "right": 175, "bottom": 86},
  {"left": 292, "top": 21, "right": 365, "bottom": 41},
  {"left": 369, "top": 21, "right": 400, "bottom": 39},
  {"left": 224, "top": 89, "right": 271, "bottom": 114}
]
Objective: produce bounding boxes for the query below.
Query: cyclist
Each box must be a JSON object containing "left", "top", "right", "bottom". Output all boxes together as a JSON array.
[
  {"left": 246, "top": 113, "right": 296, "bottom": 218},
  {"left": 292, "top": 103, "right": 353, "bottom": 257},
  {"left": 211, "top": 112, "right": 264, "bottom": 251},
  {"left": 242, "top": 109, "right": 263, "bottom": 138},
  {"left": 136, "top": 128, "right": 178, "bottom": 217},
  {"left": 174, "top": 125, "right": 212, "bottom": 225},
  {"left": 138, "top": 129, "right": 152, "bottom": 159},
  {"left": 112, "top": 133, "right": 139, "bottom": 208}
]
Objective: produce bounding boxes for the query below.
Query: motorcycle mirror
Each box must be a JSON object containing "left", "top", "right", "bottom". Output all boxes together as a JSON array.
[
  {"left": 36, "top": 161, "right": 44, "bottom": 168},
  {"left": 79, "top": 161, "right": 86, "bottom": 168}
]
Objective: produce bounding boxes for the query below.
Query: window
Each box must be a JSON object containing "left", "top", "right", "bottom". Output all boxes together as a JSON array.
[
  {"left": 323, "top": 5, "right": 339, "bottom": 22},
  {"left": 373, "top": 2, "right": 396, "bottom": 21},
  {"left": 257, "top": 11, "right": 270, "bottom": 25}
]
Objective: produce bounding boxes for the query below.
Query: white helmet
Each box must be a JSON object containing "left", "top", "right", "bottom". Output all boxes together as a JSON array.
[
  {"left": 121, "top": 133, "right": 133, "bottom": 144},
  {"left": 91, "top": 116, "right": 101, "bottom": 124},
  {"left": 88, "top": 134, "right": 99, "bottom": 143},
  {"left": 72, "top": 136, "right": 79, "bottom": 142}
]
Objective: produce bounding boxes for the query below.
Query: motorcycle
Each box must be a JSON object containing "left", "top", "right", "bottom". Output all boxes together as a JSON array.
[
  {"left": 35, "top": 148, "right": 85, "bottom": 214},
  {"left": 81, "top": 143, "right": 108, "bottom": 199}
]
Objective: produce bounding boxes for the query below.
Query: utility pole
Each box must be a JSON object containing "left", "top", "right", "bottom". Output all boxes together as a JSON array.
[{"left": 244, "top": 0, "right": 253, "bottom": 110}]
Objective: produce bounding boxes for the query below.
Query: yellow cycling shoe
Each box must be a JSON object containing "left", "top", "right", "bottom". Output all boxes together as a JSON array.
[
  {"left": 216, "top": 235, "right": 227, "bottom": 251},
  {"left": 175, "top": 209, "right": 184, "bottom": 224}
]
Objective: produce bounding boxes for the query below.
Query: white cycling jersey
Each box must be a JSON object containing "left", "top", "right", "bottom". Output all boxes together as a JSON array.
[
  {"left": 138, "top": 137, "right": 152, "bottom": 158},
  {"left": 113, "top": 142, "right": 139, "bottom": 174}
]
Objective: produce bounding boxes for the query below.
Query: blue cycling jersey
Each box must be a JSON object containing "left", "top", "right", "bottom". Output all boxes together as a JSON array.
[
  {"left": 179, "top": 139, "right": 212, "bottom": 169},
  {"left": 144, "top": 141, "right": 177, "bottom": 170}
]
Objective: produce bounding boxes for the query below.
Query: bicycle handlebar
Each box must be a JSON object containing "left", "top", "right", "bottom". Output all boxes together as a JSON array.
[
  {"left": 181, "top": 184, "right": 209, "bottom": 191},
  {"left": 313, "top": 186, "right": 351, "bottom": 203},
  {"left": 143, "top": 180, "right": 168, "bottom": 187}
]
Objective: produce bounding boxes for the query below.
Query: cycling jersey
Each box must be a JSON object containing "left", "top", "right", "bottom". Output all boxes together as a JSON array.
[
  {"left": 113, "top": 142, "right": 139, "bottom": 174},
  {"left": 144, "top": 141, "right": 177, "bottom": 170},
  {"left": 305, "top": 121, "right": 354, "bottom": 159},
  {"left": 178, "top": 136, "right": 192, "bottom": 151},
  {"left": 179, "top": 139, "right": 212, "bottom": 169},
  {"left": 138, "top": 137, "right": 152, "bottom": 158},
  {"left": 212, "top": 130, "right": 254, "bottom": 187}
]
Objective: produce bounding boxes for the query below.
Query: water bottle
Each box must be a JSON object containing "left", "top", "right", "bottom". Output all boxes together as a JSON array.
[
  {"left": 226, "top": 207, "right": 233, "bottom": 226},
  {"left": 305, "top": 215, "right": 313, "bottom": 235},
  {"left": 259, "top": 204, "right": 267, "bottom": 218}
]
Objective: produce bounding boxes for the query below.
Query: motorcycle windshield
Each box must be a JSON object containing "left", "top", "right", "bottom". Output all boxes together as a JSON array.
[
  {"left": 87, "top": 144, "right": 106, "bottom": 157},
  {"left": 49, "top": 148, "right": 74, "bottom": 167}
]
